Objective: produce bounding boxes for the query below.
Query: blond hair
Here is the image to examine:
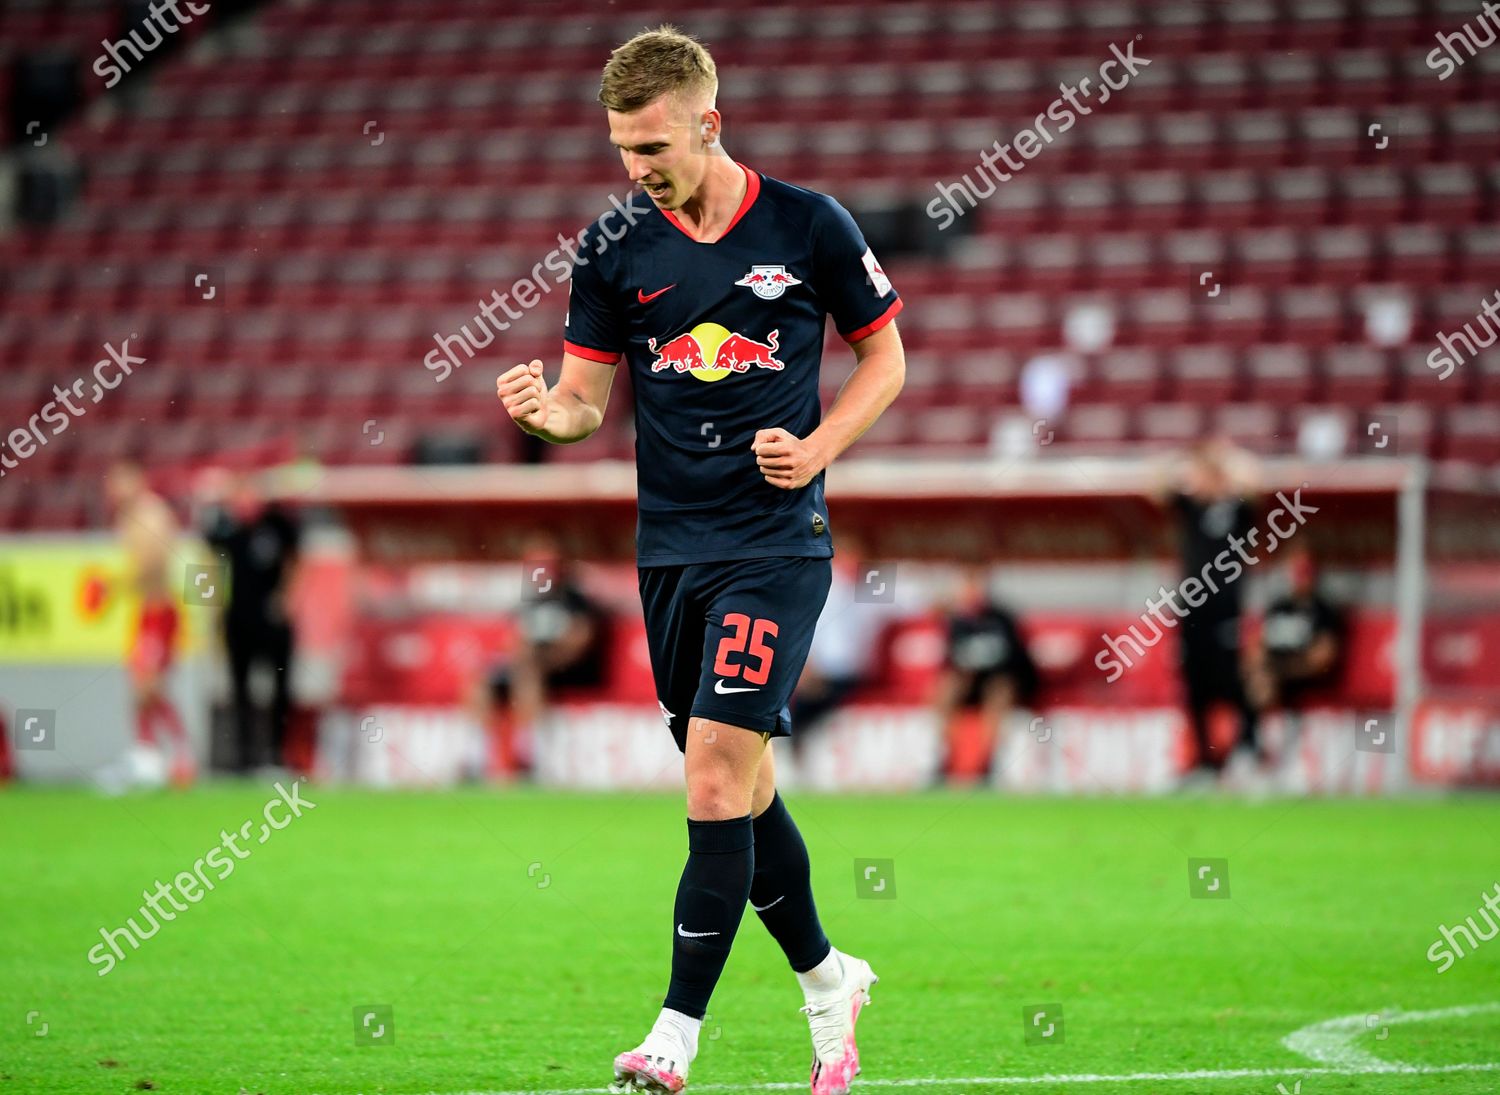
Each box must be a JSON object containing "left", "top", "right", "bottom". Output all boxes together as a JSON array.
[{"left": 598, "top": 25, "right": 717, "bottom": 113}]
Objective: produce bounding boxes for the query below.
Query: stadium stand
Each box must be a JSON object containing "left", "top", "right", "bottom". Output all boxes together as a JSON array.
[{"left": 2, "top": 0, "right": 1498, "bottom": 531}]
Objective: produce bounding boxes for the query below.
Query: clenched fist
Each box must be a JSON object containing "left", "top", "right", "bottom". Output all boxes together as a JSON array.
[
  {"left": 497, "top": 360, "right": 548, "bottom": 432},
  {"left": 752, "top": 427, "right": 825, "bottom": 490}
]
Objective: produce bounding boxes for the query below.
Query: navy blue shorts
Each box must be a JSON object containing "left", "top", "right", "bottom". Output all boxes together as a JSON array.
[{"left": 638, "top": 556, "right": 833, "bottom": 751}]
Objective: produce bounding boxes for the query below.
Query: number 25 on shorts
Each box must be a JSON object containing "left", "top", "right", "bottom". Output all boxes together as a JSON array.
[{"left": 713, "top": 613, "right": 779, "bottom": 686}]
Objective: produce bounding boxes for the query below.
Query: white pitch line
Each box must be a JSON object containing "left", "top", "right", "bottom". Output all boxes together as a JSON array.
[
  {"left": 396, "top": 1000, "right": 1500, "bottom": 1095},
  {"left": 1282, "top": 1001, "right": 1500, "bottom": 1068},
  {"left": 423, "top": 1060, "right": 1500, "bottom": 1095}
]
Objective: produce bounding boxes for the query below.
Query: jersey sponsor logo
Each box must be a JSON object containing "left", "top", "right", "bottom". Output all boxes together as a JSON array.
[
  {"left": 647, "top": 323, "right": 785, "bottom": 382},
  {"left": 637, "top": 283, "right": 676, "bottom": 303},
  {"left": 735, "top": 264, "right": 802, "bottom": 300},
  {"left": 861, "top": 248, "right": 892, "bottom": 296}
]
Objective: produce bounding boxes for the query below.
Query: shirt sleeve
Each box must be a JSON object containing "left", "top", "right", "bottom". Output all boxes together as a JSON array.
[
  {"left": 562, "top": 224, "right": 624, "bottom": 364},
  {"left": 811, "top": 197, "right": 903, "bottom": 343}
]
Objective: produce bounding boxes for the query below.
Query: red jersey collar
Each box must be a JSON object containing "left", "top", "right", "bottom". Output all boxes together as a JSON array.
[{"left": 658, "top": 162, "right": 760, "bottom": 244}]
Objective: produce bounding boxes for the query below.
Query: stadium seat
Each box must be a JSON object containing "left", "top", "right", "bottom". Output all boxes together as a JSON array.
[{"left": 3, "top": 0, "right": 1499, "bottom": 526}]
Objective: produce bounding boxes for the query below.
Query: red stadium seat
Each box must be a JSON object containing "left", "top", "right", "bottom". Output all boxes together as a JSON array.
[
  {"left": 1170, "top": 345, "right": 1240, "bottom": 403},
  {"left": 1137, "top": 402, "right": 1207, "bottom": 446},
  {"left": 1213, "top": 403, "right": 1284, "bottom": 452},
  {"left": 1322, "top": 345, "right": 1392, "bottom": 405},
  {"left": 1059, "top": 403, "right": 1132, "bottom": 451},
  {"left": 1088, "top": 349, "right": 1165, "bottom": 406},
  {"left": 1245, "top": 345, "right": 1317, "bottom": 402},
  {"left": 1440, "top": 407, "right": 1500, "bottom": 464},
  {"left": 1308, "top": 227, "right": 1377, "bottom": 285}
]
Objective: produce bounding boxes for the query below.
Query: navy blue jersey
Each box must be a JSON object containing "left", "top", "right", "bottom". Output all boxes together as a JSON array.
[{"left": 564, "top": 164, "right": 902, "bottom": 567}]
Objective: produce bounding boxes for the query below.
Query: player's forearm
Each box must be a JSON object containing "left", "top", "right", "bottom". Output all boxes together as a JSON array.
[
  {"left": 525, "top": 386, "right": 605, "bottom": 444},
  {"left": 807, "top": 352, "right": 905, "bottom": 467}
]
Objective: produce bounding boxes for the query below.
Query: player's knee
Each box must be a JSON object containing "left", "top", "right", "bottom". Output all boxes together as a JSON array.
[{"left": 685, "top": 771, "right": 753, "bottom": 820}]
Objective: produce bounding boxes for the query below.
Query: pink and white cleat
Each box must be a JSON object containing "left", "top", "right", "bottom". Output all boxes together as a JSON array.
[
  {"left": 801, "top": 951, "right": 878, "bottom": 1095},
  {"left": 611, "top": 1030, "right": 691, "bottom": 1094}
]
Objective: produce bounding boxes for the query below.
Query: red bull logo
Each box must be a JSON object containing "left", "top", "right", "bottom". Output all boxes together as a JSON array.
[{"left": 648, "top": 323, "right": 785, "bottom": 382}]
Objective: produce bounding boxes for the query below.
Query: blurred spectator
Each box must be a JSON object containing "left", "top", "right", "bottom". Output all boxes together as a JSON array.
[
  {"left": 932, "top": 566, "right": 1037, "bottom": 783},
  {"left": 199, "top": 470, "right": 302, "bottom": 773},
  {"left": 1154, "top": 439, "right": 1262, "bottom": 778},
  {"left": 1246, "top": 544, "right": 1345, "bottom": 743},
  {"left": 991, "top": 352, "right": 1076, "bottom": 459},
  {"left": 106, "top": 462, "right": 193, "bottom": 785},
  {"left": 791, "top": 537, "right": 895, "bottom": 751},
  {"left": 0, "top": 710, "right": 13, "bottom": 782},
  {"left": 471, "top": 535, "right": 608, "bottom": 779},
  {"left": 1020, "top": 352, "right": 1075, "bottom": 421}
]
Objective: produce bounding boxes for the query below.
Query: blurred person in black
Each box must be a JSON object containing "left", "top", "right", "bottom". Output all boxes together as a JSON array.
[
  {"left": 1154, "top": 438, "right": 1262, "bottom": 779},
  {"left": 470, "top": 533, "right": 608, "bottom": 778},
  {"left": 1246, "top": 543, "right": 1345, "bottom": 746},
  {"left": 199, "top": 470, "right": 301, "bottom": 773},
  {"left": 932, "top": 565, "right": 1037, "bottom": 783}
]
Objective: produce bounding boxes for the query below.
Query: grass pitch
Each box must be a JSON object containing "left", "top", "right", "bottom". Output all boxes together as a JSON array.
[{"left": 2, "top": 784, "right": 1497, "bottom": 1094}]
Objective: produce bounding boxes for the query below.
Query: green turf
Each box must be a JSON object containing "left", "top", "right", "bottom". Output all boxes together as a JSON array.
[{"left": 2, "top": 784, "right": 1498, "bottom": 1094}]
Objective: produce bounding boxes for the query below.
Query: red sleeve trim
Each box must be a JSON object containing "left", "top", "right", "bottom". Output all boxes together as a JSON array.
[
  {"left": 563, "top": 340, "right": 621, "bottom": 365},
  {"left": 842, "top": 297, "right": 904, "bottom": 344}
]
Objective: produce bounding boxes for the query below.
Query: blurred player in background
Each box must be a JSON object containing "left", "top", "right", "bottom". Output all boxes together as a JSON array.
[
  {"left": 199, "top": 470, "right": 301, "bottom": 773},
  {"left": 1155, "top": 439, "right": 1262, "bottom": 780},
  {"left": 496, "top": 27, "right": 905, "bottom": 1095},
  {"left": 106, "top": 462, "right": 193, "bottom": 785},
  {"left": 932, "top": 566, "right": 1037, "bottom": 784},
  {"left": 0, "top": 711, "right": 14, "bottom": 783},
  {"left": 470, "top": 533, "right": 608, "bottom": 779},
  {"left": 1246, "top": 543, "right": 1345, "bottom": 756},
  {"left": 790, "top": 535, "right": 893, "bottom": 756}
]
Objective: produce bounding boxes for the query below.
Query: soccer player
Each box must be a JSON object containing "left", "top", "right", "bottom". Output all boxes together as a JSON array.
[
  {"left": 1153, "top": 439, "right": 1262, "bottom": 779},
  {"left": 200, "top": 470, "right": 301, "bottom": 772},
  {"left": 470, "top": 532, "right": 609, "bottom": 778},
  {"left": 1245, "top": 544, "right": 1345, "bottom": 742},
  {"left": 496, "top": 26, "right": 905, "bottom": 1095},
  {"left": 105, "top": 462, "right": 193, "bottom": 785},
  {"left": 932, "top": 566, "right": 1038, "bottom": 784}
]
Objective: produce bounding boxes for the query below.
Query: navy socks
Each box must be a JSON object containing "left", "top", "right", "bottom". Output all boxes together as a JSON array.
[
  {"left": 749, "top": 792, "right": 832, "bottom": 974},
  {"left": 663, "top": 814, "right": 754, "bottom": 1019},
  {"left": 661, "top": 795, "right": 833, "bottom": 1018}
]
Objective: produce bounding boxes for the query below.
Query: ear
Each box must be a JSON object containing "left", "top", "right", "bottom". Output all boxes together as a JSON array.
[{"left": 698, "top": 108, "right": 723, "bottom": 149}]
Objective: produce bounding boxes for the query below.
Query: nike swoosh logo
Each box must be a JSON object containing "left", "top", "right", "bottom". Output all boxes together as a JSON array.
[
  {"left": 714, "top": 680, "right": 761, "bottom": 694},
  {"left": 677, "top": 924, "right": 721, "bottom": 938},
  {"left": 638, "top": 284, "right": 676, "bottom": 303},
  {"left": 751, "top": 895, "right": 784, "bottom": 912}
]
